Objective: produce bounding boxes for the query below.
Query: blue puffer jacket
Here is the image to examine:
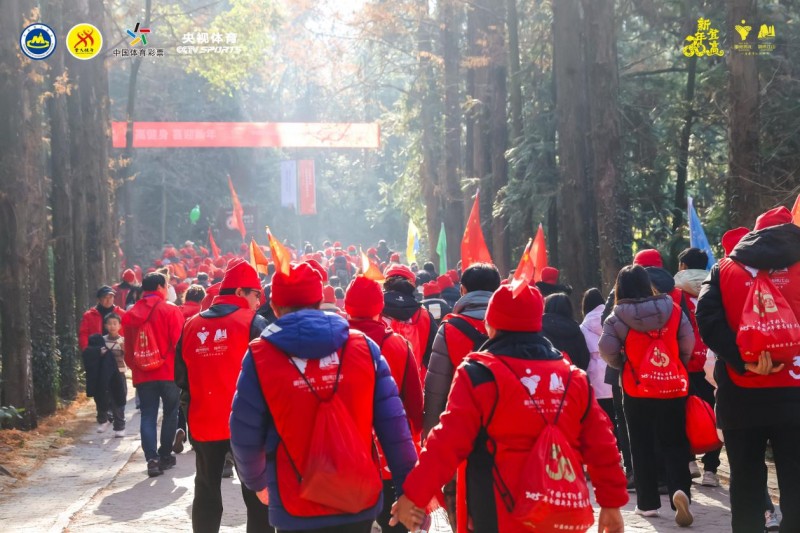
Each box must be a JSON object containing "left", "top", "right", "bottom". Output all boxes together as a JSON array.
[{"left": 230, "top": 309, "right": 417, "bottom": 530}]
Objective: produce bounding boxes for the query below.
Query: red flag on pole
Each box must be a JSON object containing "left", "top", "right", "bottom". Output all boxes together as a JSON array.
[
  {"left": 532, "top": 223, "right": 549, "bottom": 282},
  {"left": 208, "top": 227, "right": 221, "bottom": 260},
  {"left": 461, "top": 192, "right": 492, "bottom": 269},
  {"left": 228, "top": 175, "right": 246, "bottom": 240},
  {"left": 267, "top": 227, "right": 291, "bottom": 276},
  {"left": 360, "top": 247, "right": 385, "bottom": 281},
  {"left": 792, "top": 194, "right": 800, "bottom": 226},
  {"left": 510, "top": 238, "right": 534, "bottom": 298},
  {"left": 250, "top": 238, "right": 269, "bottom": 275}
]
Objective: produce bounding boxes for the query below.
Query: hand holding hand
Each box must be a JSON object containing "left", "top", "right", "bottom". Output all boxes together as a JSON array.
[
  {"left": 744, "top": 352, "right": 784, "bottom": 375},
  {"left": 598, "top": 507, "right": 624, "bottom": 533},
  {"left": 389, "top": 495, "right": 425, "bottom": 531}
]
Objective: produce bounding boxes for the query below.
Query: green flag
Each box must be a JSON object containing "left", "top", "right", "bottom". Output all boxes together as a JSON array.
[{"left": 436, "top": 222, "right": 447, "bottom": 274}]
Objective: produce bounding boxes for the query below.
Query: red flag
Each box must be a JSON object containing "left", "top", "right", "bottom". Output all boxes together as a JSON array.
[
  {"left": 361, "top": 248, "right": 385, "bottom": 281},
  {"left": 228, "top": 175, "right": 246, "bottom": 240},
  {"left": 267, "top": 227, "right": 291, "bottom": 276},
  {"left": 792, "top": 194, "right": 800, "bottom": 226},
  {"left": 461, "top": 192, "right": 492, "bottom": 269},
  {"left": 510, "top": 238, "right": 534, "bottom": 298},
  {"left": 250, "top": 238, "right": 269, "bottom": 275},
  {"left": 532, "top": 223, "right": 549, "bottom": 282},
  {"left": 208, "top": 227, "right": 221, "bottom": 260}
]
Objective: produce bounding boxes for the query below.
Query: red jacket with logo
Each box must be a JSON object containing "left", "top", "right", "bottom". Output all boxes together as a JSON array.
[
  {"left": 403, "top": 333, "right": 627, "bottom": 532},
  {"left": 384, "top": 307, "right": 434, "bottom": 383},
  {"left": 79, "top": 305, "right": 126, "bottom": 351},
  {"left": 122, "top": 292, "right": 184, "bottom": 386}
]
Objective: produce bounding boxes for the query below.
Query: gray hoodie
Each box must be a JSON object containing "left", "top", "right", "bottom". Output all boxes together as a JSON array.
[{"left": 598, "top": 294, "right": 694, "bottom": 371}]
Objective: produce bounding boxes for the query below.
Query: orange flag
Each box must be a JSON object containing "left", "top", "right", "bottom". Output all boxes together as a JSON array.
[
  {"left": 228, "top": 175, "right": 246, "bottom": 240},
  {"left": 250, "top": 238, "right": 269, "bottom": 275},
  {"left": 266, "top": 227, "right": 291, "bottom": 276},
  {"left": 461, "top": 192, "right": 492, "bottom": 269},
  {"left": 532, "top": 223, "right": 548, "bottom": 282},
  {"left": 510, "top": 238, "right": 534, "bottom": 298},
  {"left": 208, "top": 227, "right": 221, "bottom": 260},
  {"left": 361, "top": 248, "right": 385, "bottom": 281},
  {"left": 792, "top": 194, "right": 800, "bottom": 226}
]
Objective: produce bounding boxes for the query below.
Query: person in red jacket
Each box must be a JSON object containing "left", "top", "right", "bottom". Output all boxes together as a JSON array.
[
  {"left": 122, "top": 272, "right": 186, "bottom": 477},
  {"left": 79, "top": 285, "right": 127, "bottom": 351},
  {"left": 391, "top": 284, "right": 627, "bottom": 532},
  {"left": 175, "top": 258, "right": 271, "bottom": 533},
  {"left": 179, "top": 284, "right": 206, "bottom": 320},
  {"left": 345, "top": 275, "right": 423, "bottom": 533},
  {"left": 114, "top": 269, "right": 138, "bottom": 309}
]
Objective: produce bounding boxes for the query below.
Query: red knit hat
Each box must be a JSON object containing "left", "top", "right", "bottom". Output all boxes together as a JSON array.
[
  {"left": 347, "top": 245, "right": 357, "bottom": 253},
  {"left": 389, "top": 252, "right": 401, "bottom": 263},
  {"left": 213, "top": 257, "right": 226, "bottom": 268},
  {"left": 754, "top": 206, "right": 792, "bottom": 231},
  {"left": 437, "top": 274, "right": 454, "bottom": 290},
  {"left": 323, "top": 285, "right": 336, "bottom": 304},
  {"left": 122, "top": 269, "right": 136, "bottom": 283},
  {"left": 384, "top": 264, "right": 415, "bottom": 283},
  {"left": 345, "top": 276, "right": 384, "bottom": 318},
  {"left": 447, "top": 270, "right": 459, "bottom": 283},
  {"left": 211, "top": 268, "right": 225, "bottom": 281},
  {"left": 541, "top": 266, "right": 559, "bottom": 285},
  {"left": 271, "top": 262, "right": 323, "bottom": 307},
  {"left": 423, "top": 282, "right": 440, "bottom": 298},
  {"left": 367, "top": 247, "right": 378, "bottom": 256},
  {"left": 486, "top": 285, "right": 543, "bottom": 332},
  {"left": 333, "top": 241, "right": 342, "bottom": 248},
  {"left": 305, "top": 259, "right": 329, "bottom": 283},
  {"left": 633, "top": 249, "right": 663, "bottom": 268},
  {"left": 175, "top": 282, "right": 190, "bottom": 294},
  {"left": 220, "top": 258, "right": 261, "bottom": 291},
  {"left": 722, "top": 227, "right": 750, "bottom": 256}
]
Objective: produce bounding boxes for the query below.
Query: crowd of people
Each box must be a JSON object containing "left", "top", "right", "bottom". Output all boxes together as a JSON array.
[{"left": 74, "top": 206, "right": 800, "bottom": 533}]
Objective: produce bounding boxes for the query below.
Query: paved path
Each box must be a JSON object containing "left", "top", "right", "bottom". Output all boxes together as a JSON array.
[{"left": 0, "top": 396, "right": 751, "bottom": 532}]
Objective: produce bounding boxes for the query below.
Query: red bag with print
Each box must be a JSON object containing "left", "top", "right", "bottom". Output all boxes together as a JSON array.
[
  {"left": 685, "top": 395, "right": 723, "bottom": 455},
  {"left": 737, "top": 270, "right": 800, "bottom": 364},
  {"left": 131, "top": 303, "right": 164, "bottom": 371},
  {"left": 631, "top": 328, "right": 688, "bottom": 398}
]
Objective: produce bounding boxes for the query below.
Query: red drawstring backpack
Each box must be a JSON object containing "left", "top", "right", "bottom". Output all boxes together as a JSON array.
[
  {"left": 685, "top": 396, "right": 723, "bottom": 455},
  {"left": 131, "top": 303, "right": 164, "bottom": 371},
  {"left": 628, "top": 328, "right": 688, "bottom": 398},
  {"left": 737, "top": 270, "right": 800, "bottom": 364}
]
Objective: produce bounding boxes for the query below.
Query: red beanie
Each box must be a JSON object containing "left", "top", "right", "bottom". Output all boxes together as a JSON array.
[
  {"left": 722, "top": 227, "right": 750, "bottom": 256},
  {"left": 305, "top": 259, "right": 329, "bottom": 283},
  {"left": 384, "top": 264, "right": 415, "bottom": 283},
  {"left": 448, "top": 270, "right": 459, "bottom": 283},
  {"left": 541, "top": 266, "right": 559, "bottom": 285},
  {"left": 486, "top": 285, "right": 543, "bottom": 332},
  {"left": 220, "top": 258, "right": 261, "bottom": 291},
  {"left": 271, "top": 263, "right": 323, "bottom": 307},
  {"left": 347, "top": 245, "right": 357, "bottom": 253},
  {"left": 367, "top": 247, "right": 378, "bottom": 256},
  {"left": 423, "top": 282, "right": 440, "bottom": 298},
  {"left": 345, "top": 276, "right": 384, "bottom": 318},
  {"left": 754, "top": 206, "right": 792, "bottom": 231},
  {"left": 122, "top": 269, "right": 136, "bottom": 283},
  {"left": 213, "top": 257, "right": 226, "bottom": 268},
  {"left": 437, "top": 274, "right": 454, "bottom": 290},
  {"left": 323, "top": 285, "right": 336, "bottom": 304},
  {"left": 333, "top": 241, "right": 342, "bottom": 248},
  {"left": 633, "top": 249, "right": 663, "bottom": 268},
  {"left": 211, "top": 268, "right": 225, "bottom": 281},
  {"left": 389, "top": 252, "right": 401, "bottom": 263},
  {"left": 175, "top": 282, "right": 190, "bottom": 294}
]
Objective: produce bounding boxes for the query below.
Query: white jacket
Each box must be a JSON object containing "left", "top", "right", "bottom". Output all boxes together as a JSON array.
[{"left": 580, "top": 304, "right": 613, "bottom": 399}]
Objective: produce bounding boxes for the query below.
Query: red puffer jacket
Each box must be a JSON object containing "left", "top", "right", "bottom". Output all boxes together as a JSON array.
[{"left": 403, "top": 333, "right": 628, "bottom": 532}]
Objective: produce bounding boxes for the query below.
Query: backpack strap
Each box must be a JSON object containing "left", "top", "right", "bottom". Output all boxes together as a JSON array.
[{"left": 445, "top": 315, "right": 488, "bottom": 350}]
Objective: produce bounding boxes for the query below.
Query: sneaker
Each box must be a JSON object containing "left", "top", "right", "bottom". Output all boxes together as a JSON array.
[
  {"left": 173, "top": 428, "right": 186, "bottom": 454},
  {"left": 701, "top": 471, "right": 720, "bottom": 487},
  {"left": 673, "top": 490, "right": 694, "bottom": 527},
  {"left": 222, "top": 452, "right": 234, "bottom": 478},
  {"left": 96, "top": 421, "right": 111, "bottom": 433},
  {"left": 626, "top": 473, "right": 636, "bottom": 492},
  {"left": 147, "top": 459, "right": 163, "bottom": 477},
  {"left": 634, "top": 507, "right": 660, "bottom": 517},
  {"left": 689, "top": 460, "right": 701, "bottom": 479},
  {"left": 159, "top": 455, "right": 176, "bottom": 470},
  {"left": 113, "top": 430, "right": 125, "bottom": 438},
  {"left": 765, "top": 510, "right": 780, "bottom": 531}
]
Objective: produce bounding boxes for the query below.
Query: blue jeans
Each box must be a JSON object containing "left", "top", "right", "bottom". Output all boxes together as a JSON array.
[{"left": 137, "top": 380, "right": 180, "bottom": 461}]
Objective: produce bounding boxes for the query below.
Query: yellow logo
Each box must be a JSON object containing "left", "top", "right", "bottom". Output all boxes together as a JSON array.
[
  {"left": 683, "top": 18, "right": 724, "bottom": 58},
  {"left": 27, "top": 34, "right": 50, "bottom": 48},
  {"left": 649, "top": 347, "right": 671, "bottom": 368},
  {"left": 735, "top": 20, "right": 752, "bottom": 41},
  {"left": 758, "top": 24, "right": 775, "bottom": 39},
  {"left": 545, "top": 444, "right": 577, "bottom": 483},
  {"left": 67, "top": 23, "right": 102, "bottom": 60}
]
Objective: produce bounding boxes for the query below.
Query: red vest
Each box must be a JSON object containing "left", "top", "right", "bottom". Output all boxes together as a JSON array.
[
  {"left": 621, "top": 303, "right": 688, "bottom": 398},
  {"left": 682, "top": 293, "right": 709, "bottom": 373},
  {"left": 250, "top": 332, "right": 380, "bottom": 517},
  {"left": 181, "top": 300, "right": 254, "bottom": 441},
  {"left": 442, "top": 314, "right": 487, "bottom": 369},
  {"left": 719, "top": 258, "right": 800, "bottom": 388},
  {"left": 385, "top": 308, "right": 433, "bottom": 383}
]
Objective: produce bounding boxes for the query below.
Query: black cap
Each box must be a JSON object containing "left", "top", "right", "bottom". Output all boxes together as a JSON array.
[{"left": 97, "top": 285, "right": 116, "bottom": 298}]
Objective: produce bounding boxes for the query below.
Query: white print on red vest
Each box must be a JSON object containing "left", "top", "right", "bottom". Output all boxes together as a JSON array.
[
  {"left": 549, "top": 373, "right": 565, "bottom": 393},
  {"left": 521, "top": 375, "right": 541, "bottom": 395},
  {"left": 196, "top": 327, "right": 210, "bottom": 345},
  {"left": 214, "top": 328, "right": 228, "bottom": 342},
  {"left": 789, "top": 356, "right": 800, "bottom": 380}
]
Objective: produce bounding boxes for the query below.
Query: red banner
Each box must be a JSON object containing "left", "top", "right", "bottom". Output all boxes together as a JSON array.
[
  {"left": 298, "top": 160, "right": 316, "bottom": 215},
  {"left": 111, "top": 122, "right": 380, "bottom": 148}
]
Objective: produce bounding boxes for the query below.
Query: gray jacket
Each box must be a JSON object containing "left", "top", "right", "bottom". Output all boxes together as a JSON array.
[
  {"left": 422, "top": 290, "right": 492, "bottom": 434},
  {"left": 598, "top": 294, "right": 694, "bottom": 371}
]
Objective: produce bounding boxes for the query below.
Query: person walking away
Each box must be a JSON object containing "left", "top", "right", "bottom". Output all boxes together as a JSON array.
[
  {"left": 391, "top": 284, "right": 628, "bottom": 532},
  {"left": 580, "top": 289, "right": 615, "bottom": 426},
  {"left": 79, "top": 285, "right": 126, "bottom": 351},
  {"left": 230, "top": 262, "right": 418, "bottom": 533},
  {"left": 542, "top": 293, "right": 591, "bottom": 371},
  {"left": 599, "top": 265, "right": 695, "bottom": 527},
  {"left": 114, "top": 269, "right": 138, "bottom": 309},
  {"left": 180, "top": 284, "right": 206, "bottom": 320},
  {"left": 122, "top": 272, "right": 185, "bottom": 477},
  {"left": 437, "top": 275, "right": 461, "bottom": 308},
  {"left": 175, "top": 258, "right": 270, "bottom": 533},
  {"left": 535, "top": 266, "right": 573, "bottom": 297},
  {"left": 696, "top": 206, "right": 800, "bottom": 533},
  {"left": 420, "top": 282, "right": 451, "bottom": 326}
]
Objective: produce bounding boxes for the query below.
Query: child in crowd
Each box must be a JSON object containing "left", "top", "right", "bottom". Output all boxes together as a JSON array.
[{"left": 98, "top": 314, "right": 127, "bottom": 436}]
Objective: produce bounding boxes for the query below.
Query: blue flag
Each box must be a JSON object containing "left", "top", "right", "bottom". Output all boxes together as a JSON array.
[{"left": 688, "top": 196, "right": 716, "bottom": 270}]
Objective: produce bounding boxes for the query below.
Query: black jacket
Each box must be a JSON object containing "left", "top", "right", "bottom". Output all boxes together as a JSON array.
[
  {"left": 82, "top": 334, "right": 123, "bottom": 404},
  {"left": 696, "top": 223, "right": 800, "bottom": 430},
  {"left": 541, "top": 313, "right": 591, "bottom": 371},
  {"left": 440, "top": 287, "right": 461, "bottom": 308}
]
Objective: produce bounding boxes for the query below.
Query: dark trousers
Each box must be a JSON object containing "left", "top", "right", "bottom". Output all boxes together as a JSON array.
[
  {"left": 137, "top": 380, "right": 180, "bottom": 462},
  {"left": 688, "top": 372, "right": 721, "bottom": 473},
  {"left": 377, "top": 479, "right": 406, "bottom": 533},
  {"left": 193, "top": 440, "right": 273, "bottom": 533},
  {"left": 95, "top": 372, "right": 127, "bottom": 431},
  {"left": 624, "top": 395, "right": 692, "bottom": 511},
  {"left": 277, "top": 521, "right": 372, "bottom": 533},
  {"left": 611, "top": 384, "right": 633, "bottom": 474},
  {"left": 724, "top": 425, "right": 800, "bottom": 533}
]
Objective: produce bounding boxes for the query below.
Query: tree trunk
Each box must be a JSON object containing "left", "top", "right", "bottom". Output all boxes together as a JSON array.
[
  {"left": 506, "top": 0, "right": 523, "bottom": 144},
  {"left": 553, "top": 0, "right": 600, "bottom": 296},
  {"left": 673, "top": 55, "right": 697, "bottom": 232},
  {"left": 0, "top": 0, "right": 38, "bottom": 428},
  {"left": 727, "top": 0, "right": 762, "bottom": 228},
  {"left": 583, "top": 0, "right": 629, "bottom": 293}
]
